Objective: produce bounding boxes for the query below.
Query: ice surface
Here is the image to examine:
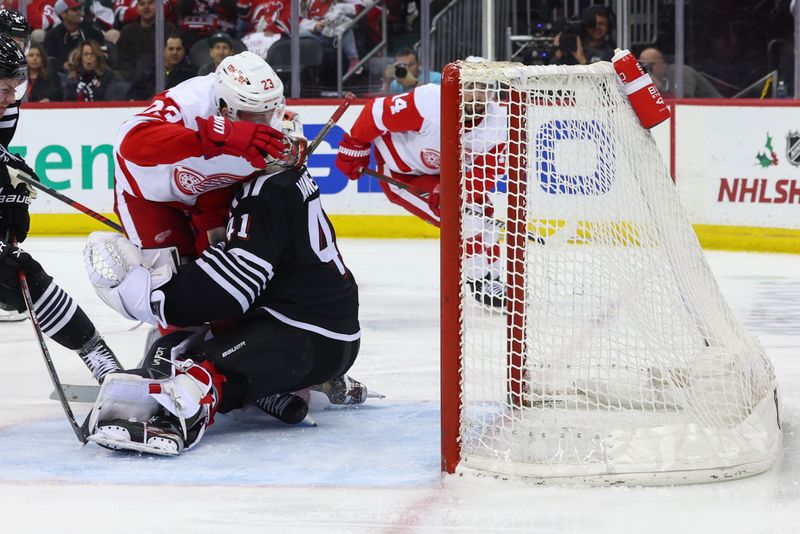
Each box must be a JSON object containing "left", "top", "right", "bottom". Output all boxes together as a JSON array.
[{"left": 0, "top": 238, "right": 798, "bottom": 533}]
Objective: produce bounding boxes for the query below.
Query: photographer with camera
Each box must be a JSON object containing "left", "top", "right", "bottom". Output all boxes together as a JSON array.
[
  {"left": 550, "top": 5, "right": 614, "bottom": 66},
  {"left": 382, "top": 47, "right": 441, "bottom": 94},
  {"left": 551, "top": 25, "right": 587, "bottom": 66}
]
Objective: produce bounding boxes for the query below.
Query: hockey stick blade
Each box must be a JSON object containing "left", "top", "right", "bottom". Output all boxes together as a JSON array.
[{"left": 50, "top": 384, "right": 101, "bottom": 403}]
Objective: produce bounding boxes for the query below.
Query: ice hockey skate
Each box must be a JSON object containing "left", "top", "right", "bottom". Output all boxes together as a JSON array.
[
  {"left": 312, "top": 375, "right": 374, "bottom": 406},
  {"left": 467, "top": 274, "right": 505, "bottom": 310},
  {"left": 0, "top": 301, "right": 25, "bottom": 322},
  {"left": 88, "top": 416, "right": 184, "bottom": 456},
  {"left": 78, "top": 336, "right": 122, "bottom": 383},
  {"left": 255, "top": 391, "right": 310, "bottom": 424}
]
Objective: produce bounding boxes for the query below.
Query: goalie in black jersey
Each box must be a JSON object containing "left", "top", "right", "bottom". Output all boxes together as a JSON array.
[{"left": 83, "top": 166, "right": 363, "bottom": 455}]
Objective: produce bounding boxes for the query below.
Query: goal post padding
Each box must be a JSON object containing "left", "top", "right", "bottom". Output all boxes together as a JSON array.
[{"left": 439, "top": 61, "right": 781, "bottom": 485}]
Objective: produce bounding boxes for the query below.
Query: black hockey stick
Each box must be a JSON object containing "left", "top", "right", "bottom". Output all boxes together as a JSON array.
[
  {"left": 359, "top": 167, "right": 547, "bottom": 245},
  {"left": 0, "top": 145, "right": 123, "bottom": 232},
  {"left": 300, "top": 92, "right": 357, "bottom": 166},
  {"left": 17, "top": 269, "right": 88, "bottom": 444}
]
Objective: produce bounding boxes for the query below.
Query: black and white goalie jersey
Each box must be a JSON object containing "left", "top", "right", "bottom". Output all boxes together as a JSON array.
[{"left": 152, "top": 167, "right": 360, "bottom": 341}]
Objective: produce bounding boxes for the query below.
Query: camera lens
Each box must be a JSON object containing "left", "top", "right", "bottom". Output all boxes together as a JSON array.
[{"left": 395, "top": 65, "right": 408, "bottom": 78}]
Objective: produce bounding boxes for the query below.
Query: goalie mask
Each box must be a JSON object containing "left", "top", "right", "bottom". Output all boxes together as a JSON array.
[{"left": 215, "top": 51, "right": 285, "bottom": 126}]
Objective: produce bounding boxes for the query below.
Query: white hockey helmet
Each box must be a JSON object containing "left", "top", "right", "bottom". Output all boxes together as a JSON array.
[{"left": 215, "top": 51, "right": 284, "bottom": 123}]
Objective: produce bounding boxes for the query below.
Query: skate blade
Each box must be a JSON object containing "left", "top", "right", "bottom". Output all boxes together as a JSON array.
[
  {"left": 367, "top": 390, "right": 386, "bottom": 399},
  {"left": 88, "top": 434, "right": 180, "bottom": 456}
]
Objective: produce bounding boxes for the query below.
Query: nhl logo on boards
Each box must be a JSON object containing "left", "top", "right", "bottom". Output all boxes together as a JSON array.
[
  {"left": 420, "top": 149, "right": 440, "bottom": 170},
  {"left": 786, "top": 131, "right": 800, "bottom": 166}
]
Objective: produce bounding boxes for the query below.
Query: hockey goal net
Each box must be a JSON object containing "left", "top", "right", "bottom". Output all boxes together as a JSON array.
[{"left": 439, "top": 60, "right": 781, "bottom": 485}]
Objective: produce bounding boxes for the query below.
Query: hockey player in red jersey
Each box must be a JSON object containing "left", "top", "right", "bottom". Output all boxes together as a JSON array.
[
  {"left": 114, "top": 50, "right": 303, "bottom": 261},
  {"left": 335, "top": 78, "right": 508, "bottom": 308}
]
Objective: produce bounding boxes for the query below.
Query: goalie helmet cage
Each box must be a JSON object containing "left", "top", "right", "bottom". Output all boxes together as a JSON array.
[{"left": 439, "top": 61, "right": 781, "bottom": 485}]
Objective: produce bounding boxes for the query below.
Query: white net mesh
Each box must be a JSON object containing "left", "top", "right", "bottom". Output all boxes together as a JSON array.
[{"left": 451, "top": 61, "right": 781, "bottom": 484}]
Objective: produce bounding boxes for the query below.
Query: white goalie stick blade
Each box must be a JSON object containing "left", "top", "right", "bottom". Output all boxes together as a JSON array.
[{"left": 50, "top": 384, "right": 102, "bottom": 403}]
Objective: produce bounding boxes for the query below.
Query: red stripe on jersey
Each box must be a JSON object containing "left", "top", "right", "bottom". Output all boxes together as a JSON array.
[
  {"left": 349, "top": 99, "right": 383, "bottom": 144},
  {"left": 381, "top": 134, "right": 413, "bottom": 173},
  {"left": 119, "top": 121, "right": 204, "bottom": 166},
  {"left": 115, "top": 153, "right": 144, "bottom": 198}
]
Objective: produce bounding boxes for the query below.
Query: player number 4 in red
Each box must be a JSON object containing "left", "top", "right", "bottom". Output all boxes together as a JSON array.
[{"left": 389, "top": 94, "right": 408, "bottom": 115}]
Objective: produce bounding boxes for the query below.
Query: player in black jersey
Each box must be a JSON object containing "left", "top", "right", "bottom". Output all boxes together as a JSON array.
[
  {"left": 0, "top": 25, "right": 122, "bottom": 381},
  {"left": 84, "top": 166, "right": 362, "bottom": 455}
]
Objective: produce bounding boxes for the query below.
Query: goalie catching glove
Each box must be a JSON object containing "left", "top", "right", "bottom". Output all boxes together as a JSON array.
[{"left": 84, "top": 232, "right": 177, "bottom": 326}]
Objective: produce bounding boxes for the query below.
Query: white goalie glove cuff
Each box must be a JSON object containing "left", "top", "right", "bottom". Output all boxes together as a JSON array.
[
  {"left": 95, "top": 266, "right": 159, "bottom": 324},
  {"left": 84, "top": 232, "right": 175, "bottom": 325}
]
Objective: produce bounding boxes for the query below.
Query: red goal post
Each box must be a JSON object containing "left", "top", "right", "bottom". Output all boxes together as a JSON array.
[{"left": 439, "top": 60, "right": 781, "bottom": 484}]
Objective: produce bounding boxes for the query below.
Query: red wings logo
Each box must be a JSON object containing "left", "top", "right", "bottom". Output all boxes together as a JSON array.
[
  {"left": 420, "top": 149, "right": 441, "bottom": 170},
  {"left": 173, "top": 167, "right": 249, "bottom": 195}
]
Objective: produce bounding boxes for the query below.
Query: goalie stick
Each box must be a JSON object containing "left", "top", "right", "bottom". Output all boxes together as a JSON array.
[
  {"left": 18, "top": 269, "right": 88, "bottom": 444},
  {"left": 358, "top": 167, "right": 547, "bottom": 245}
]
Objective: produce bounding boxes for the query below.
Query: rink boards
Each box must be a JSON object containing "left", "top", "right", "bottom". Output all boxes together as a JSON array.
[{"left": 13, "top": 98, "right": 800, "bottom": 253}]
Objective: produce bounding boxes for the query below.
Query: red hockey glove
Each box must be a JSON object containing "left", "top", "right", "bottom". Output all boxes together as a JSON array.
[
  {"left": 335, "top": 133, "right": 371, "bottom": 180},
  {"left": 427, "top": 183, "right": 441, "bottom": 217},
  {"left": 196, "top": 116, "right": 286, "bottom": 169}
]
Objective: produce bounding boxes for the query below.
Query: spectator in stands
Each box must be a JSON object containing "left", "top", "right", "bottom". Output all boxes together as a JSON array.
[
  {"left": 239, "top": 0, "right": 289, "bottom": 59},
  {"left": 197, "top": 31, "right": 233, "bottom": 75},
  {"left": 26, "top": 0, "right": 60, "bottom": 31},
  {"left": 163, "top": 33, "right": 198, "bottom": 85},
  {"left": 382, "top": 47, "right": 441, "bottom": 93},
  {"left": 300, "top": 0, "right": 361, "bottom": 74},
  {"left": 176, "top": 0, "right": 237, "bottom": 49},
  {"left": 113, "top": 0, "right": 177, "bottom": 29},
  {"left": 551, "top": 5, "right": 614, "bottom": 66},
  {"left": 116, "top": 0, "right": 177, "bottom": 81},
  {"left": 127, "top": 33, "right": 198, "bottom": 99},
  {"left": 63, "top": 39, "right": 118, "bottom": 101},
  {"left": 580, "top": 5, "right": 614, "bottom": 63},
  {"left": 639, "top": 47, "right": 721, "bottom": 98},
  {"left": 25, "top": 43, "right": 63, "bottom": 102},
  {"left": 44, "top": 0, "right": 106, "bottom": 72}
]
